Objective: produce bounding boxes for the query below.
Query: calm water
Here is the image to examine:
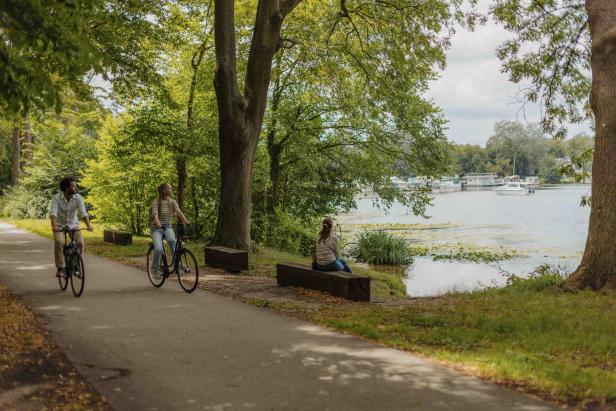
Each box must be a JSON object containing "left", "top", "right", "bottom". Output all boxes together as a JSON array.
[{"left": 337, "top": 185, "right": 591, "bottom": 296}]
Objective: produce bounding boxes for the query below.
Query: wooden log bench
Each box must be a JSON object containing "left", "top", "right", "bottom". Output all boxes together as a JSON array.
[
  {"left": 276, "top": 263, "right": 370, "bottom": 302},
  {"left": 204, "top": 246, "right": 248, "bottom": 272},
  {"left": 103, "top": 229, "right": 133, "bottom": 246}
]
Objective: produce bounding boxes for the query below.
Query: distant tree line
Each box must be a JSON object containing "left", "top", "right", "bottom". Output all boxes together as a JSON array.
[{"left": 451, "top": 121, "right": 593, "bottom": 183}]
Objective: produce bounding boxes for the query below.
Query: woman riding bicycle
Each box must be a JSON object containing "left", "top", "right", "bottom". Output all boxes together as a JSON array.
[{"left": 150, "top": 183, "right": 189, "bottom": 277}]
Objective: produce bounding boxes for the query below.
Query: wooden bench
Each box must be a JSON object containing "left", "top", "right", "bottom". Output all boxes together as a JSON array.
[
  {"left": 276, "top": 263, "right": 370, "bottom": 302},
  {"left": 103, "top": 229, "right": 133, "bottom": 246},
  {"left": 204, "top": 246, "right": 248, "bottom": 272}
]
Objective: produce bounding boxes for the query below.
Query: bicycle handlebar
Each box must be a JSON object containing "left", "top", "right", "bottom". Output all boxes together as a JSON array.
[{"left": 53, "top": 227, "right": 82, "bottom": 233}]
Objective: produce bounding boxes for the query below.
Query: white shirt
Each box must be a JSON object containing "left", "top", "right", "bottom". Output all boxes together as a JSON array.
[{"left": 50, "top": 193, "right": 88, "bottom": 229}]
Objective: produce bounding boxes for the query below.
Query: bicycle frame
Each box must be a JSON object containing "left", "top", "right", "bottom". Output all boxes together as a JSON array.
[
  {"left": 158, "top": 235, "right": 185, "bottom": 275},
  {"left": 61, "top": 228, "right": 81, "bottom": 259}
]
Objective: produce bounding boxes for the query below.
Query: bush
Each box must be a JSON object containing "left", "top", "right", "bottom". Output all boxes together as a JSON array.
[
  {"left": 504, "top": 264, "right": 567, "bottom": 292},
  {"left": 2, "top": 185, "right": 53, "bottom": 219},
  {"left": 267, "top": 215, "right": 316, "bottom": 256},
  {"left": 351, "top": 230, "right": 413, "bottom": 265}
]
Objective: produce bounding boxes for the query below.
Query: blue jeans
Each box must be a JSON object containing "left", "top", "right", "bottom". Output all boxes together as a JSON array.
[
  {"left": 316, "top": 258, "right": 352, "bottom": 273},
  {"left": 151, "top": 225, "right": 176, "bottom": 273}
]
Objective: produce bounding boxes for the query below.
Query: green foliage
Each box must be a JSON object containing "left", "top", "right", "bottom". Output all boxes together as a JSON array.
[
  {"left": 352, "top": 230, "right": 414, "bottom": 265},
  {"left": 2, "top": 99, "right": 100, "bottom": 218},
  {"left": 503, "top": 264, "right": 567, "bottom": 292},
  {"left": 82, "top": 113, "right": 174, "bottom": 235},
  {"left": 491, "top": 0, "right": 590, "bottom": 138},
  {"left": 264, "top": 214, "right": 316, "bottom": 257},
  {"left": 0, "top": 0, "right": 169, "bottom": 112},
  {"left": 250, "top": 0, "right": 476, "bottom": 242}
]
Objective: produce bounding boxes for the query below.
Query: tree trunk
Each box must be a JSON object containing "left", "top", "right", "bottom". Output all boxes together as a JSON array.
[
  {"left": 180, "top": 40, "right": 210, "bottom": 211},
  {"left": 566, "top": 0, "right": 616, "bottom": 290},
  {"left": 23, "top": 111, "right": 32, "bottom": 162},
  {"left": 10, "top": 126, "right": 20, "bottom": 186},
  {"left": 176, "top": 156, "right": 187, "bottom": 210},
  {"left": 212, "top": 0, "right": 298, "bottom": 249}
]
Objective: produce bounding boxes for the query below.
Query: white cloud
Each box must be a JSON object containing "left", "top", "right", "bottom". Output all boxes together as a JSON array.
[{"left": 428, "top": 2, "right": 592, "bottom": 146}]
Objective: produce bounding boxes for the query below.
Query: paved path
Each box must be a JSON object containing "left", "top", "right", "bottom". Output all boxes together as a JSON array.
[{"left": 0, "top": 222, "right": 560, "bottom": 411}]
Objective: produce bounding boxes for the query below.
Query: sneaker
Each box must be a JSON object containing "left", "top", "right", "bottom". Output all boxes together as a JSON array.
[{"left": 56, "top": 268, "right": 64, "bottom": 278}]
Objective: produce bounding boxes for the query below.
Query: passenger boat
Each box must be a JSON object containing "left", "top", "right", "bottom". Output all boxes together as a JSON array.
[{"left": 494, "top": 182, "right": 535, "bottom": 195}]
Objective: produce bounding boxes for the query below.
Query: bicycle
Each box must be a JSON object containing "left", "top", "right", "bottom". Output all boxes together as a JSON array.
[
  {"left": 56, "top": 226, "right": 85, "bottom": 297},
  {"left": 146, "top": 225, "right": 199, "bottom": 293}
]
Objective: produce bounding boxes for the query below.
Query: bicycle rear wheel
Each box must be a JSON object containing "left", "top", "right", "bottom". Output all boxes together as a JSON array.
[
  {"left": 58, "top": 257, "right": 69, "bottom": 291},
  {"left": 70, "top": 254, "right": 85, "bottom": 297},
  {"left": 147, "top": 247, "right": 165, "bottom": 287},
  {"left": 177, "top": 249, "right": 199, "bottom": 293}
]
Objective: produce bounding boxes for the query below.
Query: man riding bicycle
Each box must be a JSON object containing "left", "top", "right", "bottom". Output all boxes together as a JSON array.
[{"left": 50, "top": 177, "right": 93, "bottom": 278}]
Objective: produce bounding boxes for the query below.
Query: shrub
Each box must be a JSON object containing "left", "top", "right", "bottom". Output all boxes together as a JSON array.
[
  {"left": 267, "top": 214, "right": 316, "bottom": 256},
  {"left": 2, "top": 185, "right": 53, "bottom": 219},
  {"left": 351, "top": 230, "right": 413, "bottom": 265},
  {"left": 504, "top": 264, "right": 567, "bottom": 292}
]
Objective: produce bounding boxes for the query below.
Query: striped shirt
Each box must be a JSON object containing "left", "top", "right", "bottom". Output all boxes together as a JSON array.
[
  {"left": 151, "top": 198, "right": 179, "bottom": 227},
  {"left": 315, "top": 235, "right": 339, "bottom": 266},
  {"left": 50, "top": 193, "right": 88, "bottom": 229}
]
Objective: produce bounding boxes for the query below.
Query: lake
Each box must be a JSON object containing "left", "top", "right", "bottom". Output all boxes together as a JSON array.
[{"left": 337, "top": 185, "right": 591, "bottom": 297}]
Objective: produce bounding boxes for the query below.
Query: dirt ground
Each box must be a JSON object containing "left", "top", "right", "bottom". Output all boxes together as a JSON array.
[{"left": 0, "top": 283, "right": 111, "bottom": 411}]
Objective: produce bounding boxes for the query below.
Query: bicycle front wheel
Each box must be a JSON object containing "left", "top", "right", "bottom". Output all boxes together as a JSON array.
[
  {"left": 177, "top": 249, "right": 199, "bottom": 293},
  {"left": 70, "top": 254, "right": 85, "bottom": 297},
  {"left": 58, "top": 257, "right": 69, "bottom": 291},
  {"left": 147, "top": 247, "right": 165, "bottom": 287}
]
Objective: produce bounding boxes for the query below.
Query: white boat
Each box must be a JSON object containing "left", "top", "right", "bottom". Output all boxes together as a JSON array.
[
  {"left": 494, "top": 182, "right": 535, "bottom": 195},
  {"left": 434, "top": 176, "right": 462, "bottom": 190}
]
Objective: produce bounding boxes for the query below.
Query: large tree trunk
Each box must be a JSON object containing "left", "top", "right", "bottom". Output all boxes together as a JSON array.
[
  {"left": 10, "top": 126, "right": 20, "bottom": 186},
  {"left": 566, "top": 0, "right": 616, "bottom": 290},
  {"left": 212, "top": 0, "right": 298, "bottom": 249}
]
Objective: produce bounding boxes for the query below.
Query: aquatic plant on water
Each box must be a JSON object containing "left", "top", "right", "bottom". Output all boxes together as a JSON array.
[{"left": 351, "top": 230, "right": 414, "bottom": 265}]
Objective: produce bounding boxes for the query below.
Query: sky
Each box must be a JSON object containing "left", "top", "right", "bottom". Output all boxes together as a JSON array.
[{"left": 427, "top": 0, "right": 591, "bottom": 147}]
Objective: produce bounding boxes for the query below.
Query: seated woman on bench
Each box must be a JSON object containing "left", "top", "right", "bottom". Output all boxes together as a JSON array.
[{"left": 314, "top": 217, "right": 352, "bottom": 273}]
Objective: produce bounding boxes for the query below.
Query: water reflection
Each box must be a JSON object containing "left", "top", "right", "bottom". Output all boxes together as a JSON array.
[{"left": 406, "top": 258, "right": 507, "bottom": 296}]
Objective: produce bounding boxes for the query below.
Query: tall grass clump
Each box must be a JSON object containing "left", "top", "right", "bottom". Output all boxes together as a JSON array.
[
  {"left": 503, "top": 264, "right": 568, "bottom": 292},
  {"left": 351, "top": 230, "right": 413, "bottom": 265}
]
